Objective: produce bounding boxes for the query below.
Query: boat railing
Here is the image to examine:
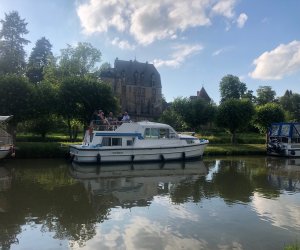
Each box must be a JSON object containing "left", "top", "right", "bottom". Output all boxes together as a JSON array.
[
  {"left": 90, "top": 120, "right": 126, "bottom": 131},
  {"left": 0, "top": 136, "right": 13, "bottom": 145}
]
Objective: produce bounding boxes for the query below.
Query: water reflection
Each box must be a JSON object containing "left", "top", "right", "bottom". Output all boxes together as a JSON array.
[
  {"left": 0, "top": 157, "right": 299, "bottom": 249},
  {"left": 69, "top": 161, "right": 208, "bottom": 208}
]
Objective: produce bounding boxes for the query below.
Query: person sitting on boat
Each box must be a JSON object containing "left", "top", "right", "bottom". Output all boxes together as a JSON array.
[
  {"left": 90, "top": 110, "right": 100, "bottom": 127},
  {"left": 122, "top": 112, "right": 131, "bottom": 122}
]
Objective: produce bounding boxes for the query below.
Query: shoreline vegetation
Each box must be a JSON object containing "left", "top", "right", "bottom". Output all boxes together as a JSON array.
[{"left": 11, "top": 132, "right": 267, "bottom": 159}]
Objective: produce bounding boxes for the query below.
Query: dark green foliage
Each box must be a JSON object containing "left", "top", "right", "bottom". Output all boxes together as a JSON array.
[
  {"left": 215, "top": 98, "right": 255, "bottom": 143},
  {"left": 166, "top": 97, "right": 216, "bottom": 131},
  {"left": 0, "top": 11, "right": 29, "bottom": 75},
  {"left": 58, "top": 77, "right": 118, "bottom": 125},
  {"left": 26, "top": 37, "right": 53, "bottom": 83},
  {"left": 0, "top": 75, "right": 34, "bottom": 123},
  {"left": 59, "top": 42, "right": 102, "bottom": 78},
  {"left": 255, "top": 86, "right": 276, "bottom": 105},
  {"left": 219, "top": 74, "right": 247, "bottom": 102},
  {"left": 159, "top": 108, "right": 187, "bottom": 131},
  {"left": 253, "top": 103, "right": 285, "bottom": 134},
  {"left": 15, "top": 142, "right": 68, "bottom": 158},
  {"left": 279, "top": 90, "right": 300, "bottom": 121}
]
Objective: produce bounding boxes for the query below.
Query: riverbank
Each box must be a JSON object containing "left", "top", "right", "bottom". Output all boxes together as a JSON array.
[{"left": 12, "top": 142, "right": 267, "bottom": 159}]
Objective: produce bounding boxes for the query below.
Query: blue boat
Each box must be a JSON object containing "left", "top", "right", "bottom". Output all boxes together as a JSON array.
[{"left": 267, "top": 122, "right": 300, "bottom": 157}]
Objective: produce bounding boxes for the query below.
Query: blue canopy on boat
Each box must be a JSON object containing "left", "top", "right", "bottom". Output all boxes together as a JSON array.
[{"left": 269, "top": 122, "right": 300, "bottom": 138}]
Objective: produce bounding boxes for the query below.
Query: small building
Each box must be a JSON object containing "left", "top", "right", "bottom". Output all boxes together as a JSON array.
[
  {"left": 190, "top": 86, "right": 211, "bottom": 102},
  {"left": 100, "top": 58, "right": 162, "bottom": 121}
]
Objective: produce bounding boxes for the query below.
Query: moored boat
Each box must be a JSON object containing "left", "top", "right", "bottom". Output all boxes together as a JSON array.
[
  {"left": 267, "top": 122, "right": 300, "bottom": 157},
  {"left": 0, "top": 116, "right": 14, "bottom": 160},
  {"left": 69, "top": 121, "right": 209, "bottom": 163}
]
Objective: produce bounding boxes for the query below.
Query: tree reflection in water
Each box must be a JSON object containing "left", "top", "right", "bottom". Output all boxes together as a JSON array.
[{"left": 0, "top": 157, "right": 299, "bottom": 249}]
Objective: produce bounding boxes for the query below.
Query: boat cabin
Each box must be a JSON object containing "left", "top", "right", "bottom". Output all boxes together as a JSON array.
[
  {"left": 267, "top": 122, "right": 300, "bottom": 156},
  {"left": 83, "top": 121, "right": 181, "bottom": 147},
  {"left": 268, "top": 123, "right": 300, "bottom": 143}
]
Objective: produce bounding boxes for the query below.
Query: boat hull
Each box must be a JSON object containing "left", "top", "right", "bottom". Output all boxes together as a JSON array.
[
  {"left": 70, "top": 143, "right": 208, "bottom": 163},
  {"left": 0, "top": 146, "right": 11, "bottom": 160}
]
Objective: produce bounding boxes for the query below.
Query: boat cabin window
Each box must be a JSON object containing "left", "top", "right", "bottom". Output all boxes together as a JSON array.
[
  {"left": 281, "top": 124, "right": 290, "bottom": 137},
  {"left": 102, "top": 137, "right": 122, "bottom": 146},
  {"left": 144, "top": 128, "right": 170, "bottom": 139},
  {"left": 127, "top": 140, "right": 133, "bottom": 146},
  {"left": 270, "top": 125, "right": 280, "bottom": 136}
]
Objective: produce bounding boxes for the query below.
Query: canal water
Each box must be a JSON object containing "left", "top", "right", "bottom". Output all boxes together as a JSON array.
[{"left": 0, "top": 157, "right": 299, "bottom": 250}]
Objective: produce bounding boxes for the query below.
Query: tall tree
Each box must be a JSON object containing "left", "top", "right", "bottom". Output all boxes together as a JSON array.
[
  {"left": 279, "top": 90, "right": 300, "bottom": 121},
  {"left": 0, "top": 11, "right": 29, "bottom": 75},
  {"left": 253, "top": 103, "right": 285, "bottom": 134},
  {"left": 26, "top": 37, "right": 53, "bottom": 84},
  {"left": 215, "top": 98, "right": 255, "bottom": 144},
  {"left": 219, "top": 74, "right": 247, "bottom": 103},
  {"left": 58, "top": 77, "right": 119, "bottom": 140},
  {"left": 59, "top": 42, "right": 102, "bottom": 78},
  {"left": 256, "top": 86, "right": 276, "bottom": 105}
]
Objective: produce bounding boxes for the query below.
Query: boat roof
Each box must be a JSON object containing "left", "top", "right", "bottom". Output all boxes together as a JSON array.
[
  {"left": 0, "top": 116, "right": 13, "bottom": 122},
  {"left": 115, "top": 121, "right": 175, "bottom": 133}
]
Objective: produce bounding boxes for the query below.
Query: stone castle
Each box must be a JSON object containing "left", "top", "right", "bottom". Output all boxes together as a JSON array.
[{"left": 100, "top": 58, "right": 162, "bottom": 121}]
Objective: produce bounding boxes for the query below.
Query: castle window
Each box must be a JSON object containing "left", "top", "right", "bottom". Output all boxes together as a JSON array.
[{"left": 151, "top": 73, "right": 155, "bottom": 87}]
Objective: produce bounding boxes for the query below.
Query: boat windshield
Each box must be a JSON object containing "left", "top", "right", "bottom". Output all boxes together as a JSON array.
[
  {"left": 144, "top": 128, "right": 171, "bottom": 139},
  {"left": 292, "top": 124, "right": 300, "bottom": 137}
]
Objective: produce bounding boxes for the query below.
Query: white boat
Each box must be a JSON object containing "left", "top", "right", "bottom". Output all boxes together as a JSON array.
[
  {"left": 69, "top": 121, "right": 209, "bottom": 163},
  {"left": 0, "top": 116, "right": 14, "bottom": 160},
  {"left": 267, "top": 122, "right": 300, "bottom": 157}
]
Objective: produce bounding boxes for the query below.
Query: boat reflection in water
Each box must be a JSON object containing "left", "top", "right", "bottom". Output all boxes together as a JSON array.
[
  {"left": 265, "top": 157, "right": 300, "bottom": 192},
  {"left": 69, "top": 160, "right": 208, "bottom": 206}
]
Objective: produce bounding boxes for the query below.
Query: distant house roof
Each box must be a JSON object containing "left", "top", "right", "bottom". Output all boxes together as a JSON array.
[
  {"left": 198, "top": 87, "right": 211, "bottom": 101},
  {"left": 190, "top": 87, "right": 211, "bottom": 102}
]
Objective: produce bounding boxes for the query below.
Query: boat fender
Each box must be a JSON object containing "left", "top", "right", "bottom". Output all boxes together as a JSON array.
[
  {"left": 88, "top": 126, "right": 93, "bottom": 135},
  {"left": 69, "top": 154, "right": 75, "bottom": 163},
  {"left": 10, "top": 145, "right": 15, "bottom": 158},
  {"left": 96, "top": 153, "right": 101, "bottom": 164},
  {"left": 182, "top": 152, "right": 185, "bottom": 160},
  {"left": 131, "top": 155, "right": 135, "bottom": 162},
  {"left": 160, "top": 154, "right": 165, "bottom": 162},
  {"left": 290, "top": 150, "right": 295, "bottom": 156}
]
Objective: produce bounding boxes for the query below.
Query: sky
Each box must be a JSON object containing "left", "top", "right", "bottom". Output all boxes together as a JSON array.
[{"left": 1, "top": 0, "right": 300, "bottom": 104}]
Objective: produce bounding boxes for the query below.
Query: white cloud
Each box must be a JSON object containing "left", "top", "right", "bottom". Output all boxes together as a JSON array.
[
  {"left": 249, "top": 40, "right": 300, "bottom": 80},
  {"left": 211, "top": 0, "right": 236, "bottom": 18},
  {"left": 111, "top": 37, "right": 135, "bottom": 50},
  {"left": 77, "top": 0, "right": 127, "bottom": 34},
  {"left": 153, "top": 44, "right": 203, "bottom": 68},
  {"left": 76, "top": 0, "right": 242, "bottom": 45},
  {"left": 237, "top": 13, "right": 248, "bottom": 28}
]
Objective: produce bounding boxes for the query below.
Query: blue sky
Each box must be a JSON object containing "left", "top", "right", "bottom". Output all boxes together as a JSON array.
[{"left": 1, "top": 0, "right": 300, "bottom": 104}]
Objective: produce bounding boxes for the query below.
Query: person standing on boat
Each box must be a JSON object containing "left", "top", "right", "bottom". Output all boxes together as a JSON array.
[
  {"left": 122, "top": 112, "right": 130, "bottom": 122},
  {"left": 91, "top": 110, "right": 100, "bottom": 126}
]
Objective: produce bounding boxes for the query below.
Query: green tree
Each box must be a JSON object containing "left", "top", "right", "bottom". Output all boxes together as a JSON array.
[
  {"left": 256, "top": 86, "right": 276, "bottom": 105},
  {"left": 26, "top": 37, "right": 53, "bottom": 84},
  {"left": 58, "top": 77, "right": 119, "bottom": 140},
  {"left": 215, "top": 98, "right": 255, "bottom": 143},
  {"left": 159, "top": 108, "right": 186, "bottom": 131},
  {"left": 168, "top": 97, "right": 216, "bottom": 131},
  {"left": 253, "top": 103, "right": 285, "bottom": 134},
  {"left": 0, "top": 11, "right": 29, "bottom": 75},
  {"left": 279, "top": 90, "right": 300, "bottom": 121},
  {"left": 59, "top": 42, "right": 102, "bottom": 78},
  {"left": 219, "top": 74, "right": 247, "bottom": 103},
  {"left": 26, "top": 82, "right": 59, "bottom": 138},
  {"left": 0, "top": 75, "right": 34, "bottom": 140}
]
